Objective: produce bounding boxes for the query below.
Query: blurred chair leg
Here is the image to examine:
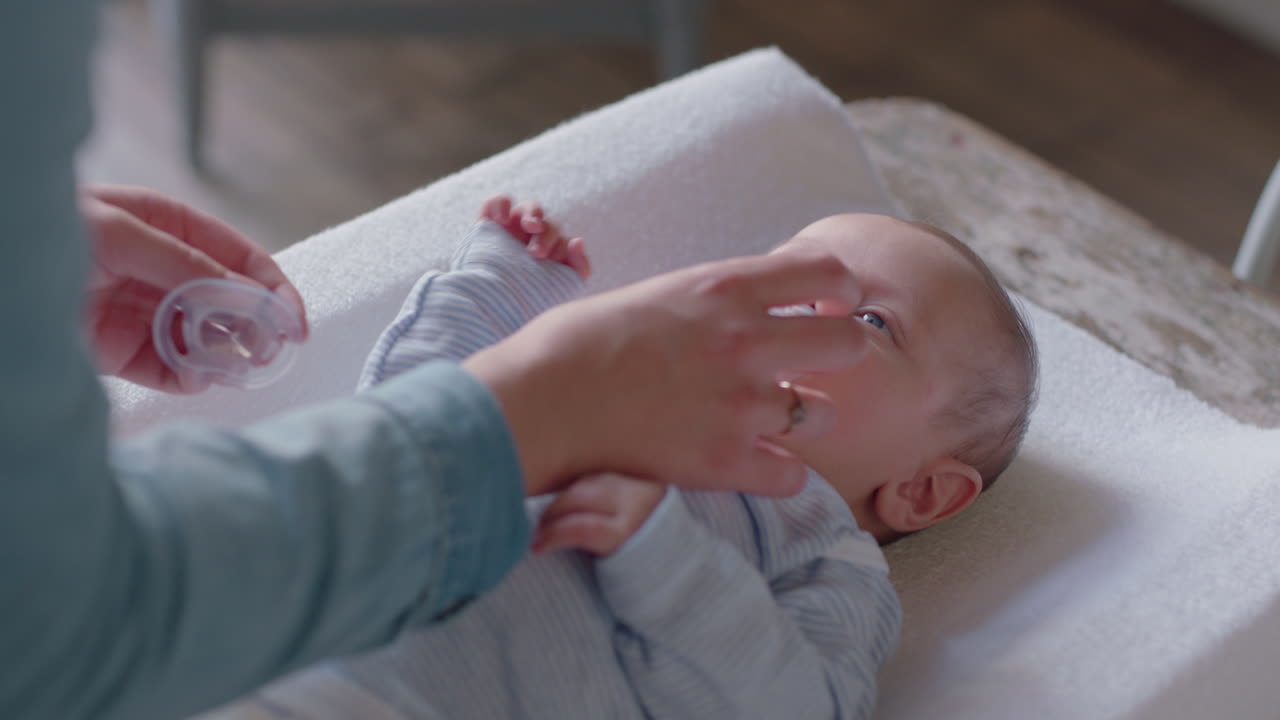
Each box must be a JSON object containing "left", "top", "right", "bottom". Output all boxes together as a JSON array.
[
  {"left": 1232, "top": 159, "right": 1280, "bottom": 288},
  {"left": 144, "top": 0, "right": 716, "bottom": 164},
  {"left": 153, "top": 0, "right": 210, "bottom": 171},
  {"left": 653, "top": 0, "right": 709, "bottom": 79}
]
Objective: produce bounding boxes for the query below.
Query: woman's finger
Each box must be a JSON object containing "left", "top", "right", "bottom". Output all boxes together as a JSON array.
[
  {"left": 674, "top": 249, "right": 868, "bottom": 375},
  {"left": 751, "top": 314, "right": 871, "bottom": 376},
  {"left": 86, "top": 185, "right": 309, "bottom": 339},
  {"left": 700, "top": 247, "right": 861, "bottom": 311},
  {"left": 88, "top": 185, "right": 262, "bottom": 277},
  {"left": 86, "top": 200, "right": 236, "bottom": 292},
  {"left": 116, "top": 342, "right": 212, "bottom": 395}
]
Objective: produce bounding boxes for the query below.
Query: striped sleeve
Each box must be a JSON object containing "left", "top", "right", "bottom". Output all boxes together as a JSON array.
[
  {"left": 596, "top": 488, "right": 902, "bottom": 720},
  {"left": 358, "top": 220, "right": 585, "bottom": 388}
]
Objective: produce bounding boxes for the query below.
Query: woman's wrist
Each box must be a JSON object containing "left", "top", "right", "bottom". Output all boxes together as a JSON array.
[{"left": 462, "top": 335, "right": 584, "bottom": 498}]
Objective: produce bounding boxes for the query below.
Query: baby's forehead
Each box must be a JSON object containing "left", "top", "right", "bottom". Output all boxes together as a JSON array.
[
  {"left": 786, "top": 213, "right": 1004, "bottom": 307},
  {"left": 791, "top": 214, "right": 962, "bottom": 257},
  {"left": 795, "top": 212, "right": 915, "bottom": 240}
]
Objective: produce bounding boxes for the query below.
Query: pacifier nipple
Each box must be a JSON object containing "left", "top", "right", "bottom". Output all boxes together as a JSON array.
[{"left": 153, "top": 278, "right": 304, "bottom": 389}]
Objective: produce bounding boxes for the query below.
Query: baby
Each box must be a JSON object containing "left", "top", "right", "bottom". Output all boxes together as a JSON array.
[{"left": 324, "top": 196, "right": 1038, "bottom": 719}]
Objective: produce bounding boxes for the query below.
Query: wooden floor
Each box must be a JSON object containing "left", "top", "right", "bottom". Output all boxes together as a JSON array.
[{"left": 82, "top": 0, "right": 1280, "bottom": 294}]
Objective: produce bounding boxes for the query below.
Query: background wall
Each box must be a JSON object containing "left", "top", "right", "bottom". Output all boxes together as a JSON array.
[
  {"left": 1174, "top": 0, "right": 1280, "bottom": 53},
  {"left": 81, "top": 0, "right": 1280, "bottom": 294}
]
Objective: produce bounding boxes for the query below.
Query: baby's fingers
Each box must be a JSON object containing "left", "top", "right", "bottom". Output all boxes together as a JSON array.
[
  {"left": 537, "top": 475, "right": 614, "bottom": 523},
  {"left": 532, "top": 513, "right": 624, "bottom": 556},
  {"left": 480, "top": 195, "right": 513, "bottom": 224},
  {"left": 512, "top": 202, "right": 546, "bottom": 236},
  {"left": 528, "top": 226, "right": 565, "bottom": 260},
  {"left": 565, "top": 237, "right": 591, "bottom": 279}
]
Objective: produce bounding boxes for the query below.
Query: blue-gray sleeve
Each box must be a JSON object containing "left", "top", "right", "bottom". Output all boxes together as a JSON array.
[
  {"left": 0, "top": 4, "right": 528, "bottom": 719},
  {"left": 597, "top": 491, "right": 902, "bottom": 720}
]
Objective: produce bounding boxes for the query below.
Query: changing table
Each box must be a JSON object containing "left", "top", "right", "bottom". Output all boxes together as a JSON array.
[{"left": 186, "top": 90, "right": 1280, "bottom": 720}]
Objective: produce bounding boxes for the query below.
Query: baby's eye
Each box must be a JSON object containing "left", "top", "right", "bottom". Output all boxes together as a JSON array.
[{"left": 856, "top": 311, "right": 891, "bottom": 334}]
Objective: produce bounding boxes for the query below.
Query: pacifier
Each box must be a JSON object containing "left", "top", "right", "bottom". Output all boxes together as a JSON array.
[{"left": 153, "top": 278, "right": 304, "bottom": 389}]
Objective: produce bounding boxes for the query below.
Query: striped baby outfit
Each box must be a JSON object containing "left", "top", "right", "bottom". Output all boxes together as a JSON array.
[{"left": 336, "top": 220, "right": 902, "bottom": 719}]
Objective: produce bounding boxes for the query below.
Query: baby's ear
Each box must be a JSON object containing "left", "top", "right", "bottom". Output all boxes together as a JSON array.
[{"left": 875, "top": 458, "right": 982, "bottom": 534}]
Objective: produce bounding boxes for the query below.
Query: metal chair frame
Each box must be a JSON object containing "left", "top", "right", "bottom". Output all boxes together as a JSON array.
[{"left": 1233, "top": 158, "right": 1280, "bottom": 288}]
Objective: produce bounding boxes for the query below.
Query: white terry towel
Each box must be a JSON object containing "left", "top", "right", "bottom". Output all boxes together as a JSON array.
[
  {"left": 107, "top": 47, "right": 895, "bottom": 434},
  {"left": 877, "top": 300, "right": 1280, "bottom": 720},
  {"left": 105, "top": 48, "right": 1280, "bottom": 720}
]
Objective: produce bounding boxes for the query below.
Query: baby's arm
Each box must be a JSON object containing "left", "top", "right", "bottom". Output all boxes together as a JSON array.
[
  {"left": 358, "top": 196, "right": 588, "bottom": 388},
  {"left": 595, "top": 491, "right": 901, "bottom": 720}
]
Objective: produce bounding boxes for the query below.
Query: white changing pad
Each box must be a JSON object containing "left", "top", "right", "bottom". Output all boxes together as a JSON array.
[
  {"left": 879, "top": 306, "right": 1280, "bottom": 720},
  {"left": 107, "top": 47, "right": 894, "bottom": 434},
  {"left": 106, "top": 49, "right": 1280, "bottom": 720}
]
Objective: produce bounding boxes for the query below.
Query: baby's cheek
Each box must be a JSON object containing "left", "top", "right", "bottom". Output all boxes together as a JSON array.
[{"left": 922, "top": 378, "right": 945, "bottom": 407}]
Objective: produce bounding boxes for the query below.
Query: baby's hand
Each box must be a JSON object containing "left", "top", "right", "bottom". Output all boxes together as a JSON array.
[
  {"left": 480, "top": 195, "right": 591, "bottom": 279},
  {"left": 531, "top": 473, "right": 667, "bottom": 556}
]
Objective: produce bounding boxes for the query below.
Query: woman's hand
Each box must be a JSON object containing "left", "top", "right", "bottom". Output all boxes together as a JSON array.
[
  {"left": 79, "top": 185, "right": 308, "bottom": 393},
  {"left": 464, "top": 246, "right": 867, "bottom": 499}
]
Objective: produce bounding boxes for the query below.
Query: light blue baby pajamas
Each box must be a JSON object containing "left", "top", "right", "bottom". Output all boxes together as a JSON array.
[{"left": 340, "top": 220, "right": 903, "bottom": 719}]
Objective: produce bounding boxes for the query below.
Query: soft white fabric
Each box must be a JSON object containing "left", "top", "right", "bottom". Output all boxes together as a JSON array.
[
  {"left": 105, "top": 48, "right": 1280, "bottom": 720},
  {"left": 107, "top": 47, "right": 894, "bottom": 434},
  {"left": 877, "top": 302, "right": 1280, "bottom": 720}
]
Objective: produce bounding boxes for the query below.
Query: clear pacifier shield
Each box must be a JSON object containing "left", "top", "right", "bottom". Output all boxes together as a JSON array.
[{"left": 153, "top": 278, "right": 303, "bottom": 389}]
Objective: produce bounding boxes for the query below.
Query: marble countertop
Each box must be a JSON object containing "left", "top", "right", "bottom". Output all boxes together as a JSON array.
[{"left": 850, "top": 98, "right": 1280, "bottom": 427}]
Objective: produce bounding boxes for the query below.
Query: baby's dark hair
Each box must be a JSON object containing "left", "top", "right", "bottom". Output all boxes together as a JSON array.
[{"left": 911, "top": 221, "right": 1039, "bottom": 492}]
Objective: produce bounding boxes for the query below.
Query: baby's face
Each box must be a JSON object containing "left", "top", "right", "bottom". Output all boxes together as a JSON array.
[{"left": 769, "top": 214, "right": 1000, "bottom": 525}]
